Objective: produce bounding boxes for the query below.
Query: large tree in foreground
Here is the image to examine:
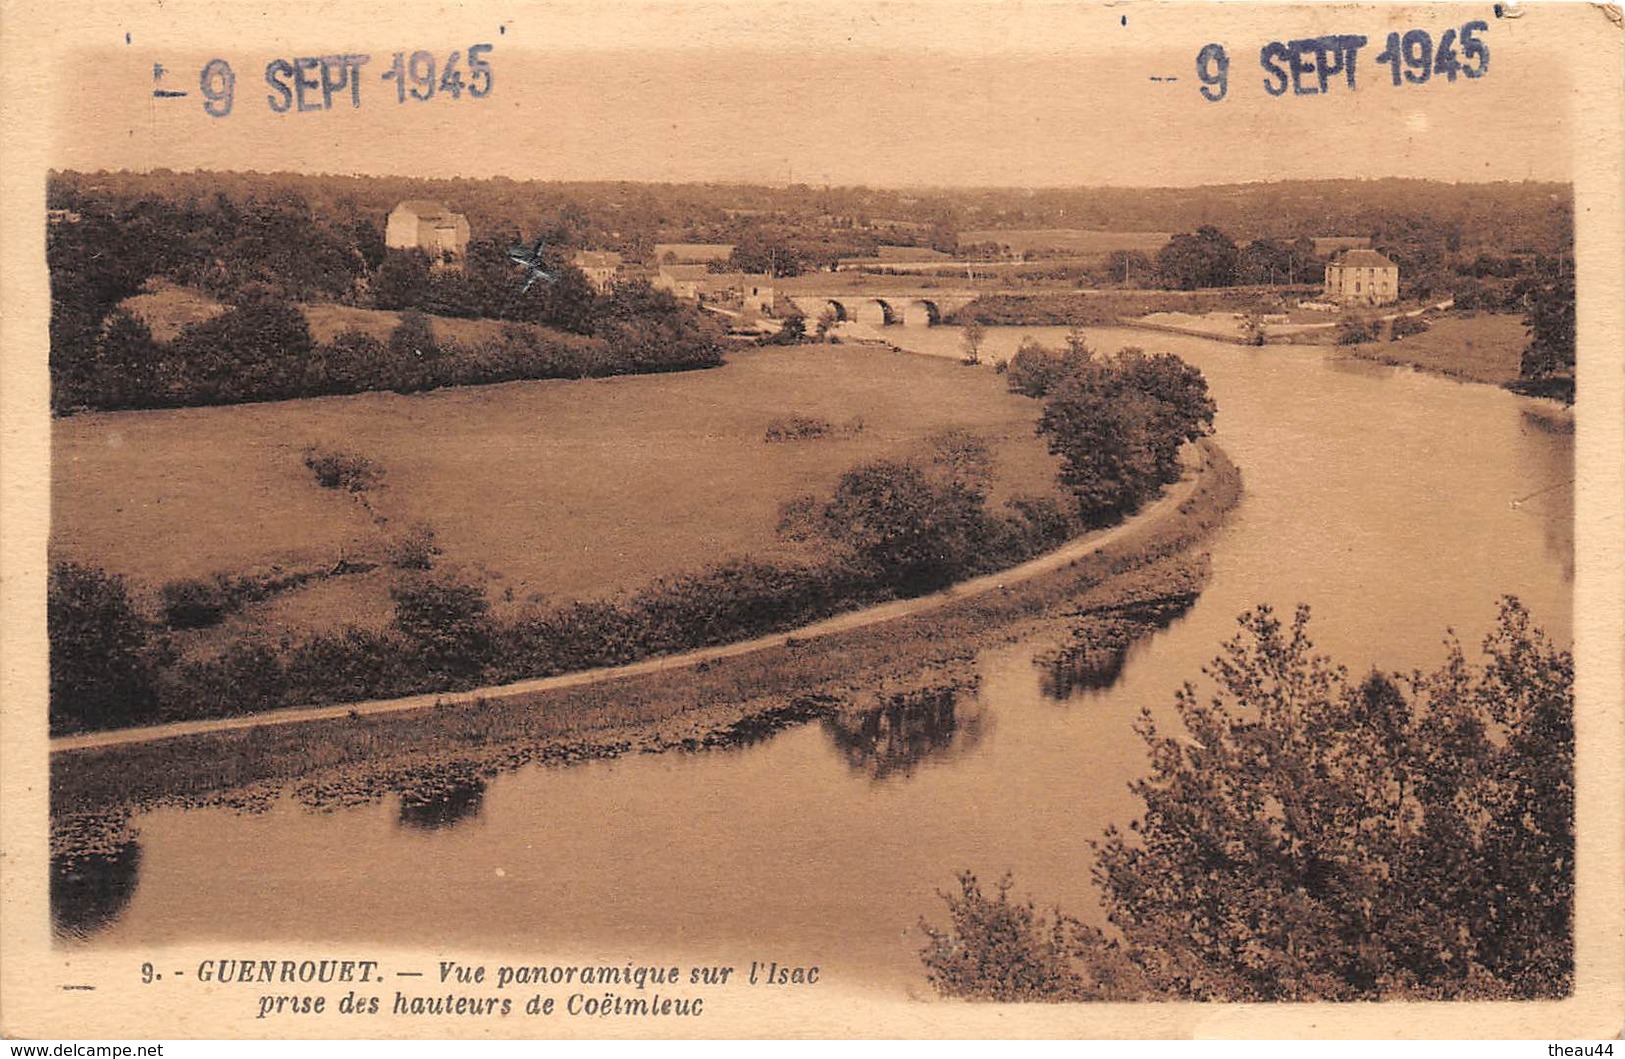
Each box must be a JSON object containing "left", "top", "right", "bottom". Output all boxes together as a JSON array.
[{"left": 922, "top": 599, "right": 1573, "bottom": 1001}]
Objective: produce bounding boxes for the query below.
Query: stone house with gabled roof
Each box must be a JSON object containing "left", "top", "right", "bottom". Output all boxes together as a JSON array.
[{"left": 1325, "top": 249, "right": 1399, "bottom": 307}]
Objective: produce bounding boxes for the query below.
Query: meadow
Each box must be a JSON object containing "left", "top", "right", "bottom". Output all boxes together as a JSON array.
[
  {"left": 52, "top": 345, "right": 1063, "bottom": 643},
  {"left": 1346, "top": 312, "right": 1529, "bottom": 386}
]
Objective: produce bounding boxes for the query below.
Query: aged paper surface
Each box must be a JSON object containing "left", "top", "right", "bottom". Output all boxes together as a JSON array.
[{"left": 2, "top": 0, "right": 1622, "bottom": 1040}]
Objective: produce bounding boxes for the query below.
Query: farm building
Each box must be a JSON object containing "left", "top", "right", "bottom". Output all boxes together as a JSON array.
[
  {"left": 1325, "top": 249, "right": 1399, "bottom": 307},
  {"left": 573, "top": 250, "right": 623, "bottom": 293},
  {"left": 653, "top": 264, "right": 712, "bottom": 301},
  {"left": 653, "top": 266, "right": 774, "bottom": 312},
  {"left": 385, "top": 200, "right": 471, "bottom": 263}
]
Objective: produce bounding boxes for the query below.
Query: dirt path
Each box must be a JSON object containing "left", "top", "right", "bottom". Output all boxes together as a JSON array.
[{"left": 51, "top": 452, "right": 1209, "bottom": 755}]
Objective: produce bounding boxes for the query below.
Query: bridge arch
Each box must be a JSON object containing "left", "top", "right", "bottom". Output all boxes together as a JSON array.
[
  {"left": 850, "top": 298, "right": 894, "bottom": 327},
  {"left": 901, "top": 299, "right": 940, "bottom": 327}
]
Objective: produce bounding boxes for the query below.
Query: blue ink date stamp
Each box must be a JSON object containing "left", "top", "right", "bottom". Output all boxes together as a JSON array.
[
  {"left": 1193, "top": 21, "right": 1488, "bottom": 102},
  {"left": 166, "top": 46, "right": 495, "bottom": 118}
]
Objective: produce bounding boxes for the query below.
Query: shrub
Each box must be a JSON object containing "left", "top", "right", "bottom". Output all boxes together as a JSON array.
[
  {"left": 304, "top": 446, "right": 383, "bottom": 492},
  {"left": 159, "top": 577, "right": 231, "bottom": 629},
  {"left": 1389, "top": 313, "right": 1430, "bottom": 341},
  {"left": 390, "top": 575, "right": 493, "bottom": 679},
  {"left": 763, "top": 414, "right": 834, "bottom": 443},
  {"left": 1337, "top": 314, "right": 1379, "bottom": 345},
  {"left": 390, "top": 523, "right": 442, "bottom": 570}
]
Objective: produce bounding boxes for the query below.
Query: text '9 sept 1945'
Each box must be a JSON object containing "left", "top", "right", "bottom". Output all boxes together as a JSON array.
[
  {"left": 149, "top": 47, "right": 496, "bottom": 118},
  {"left": 1192, "top": 21, "right": 1490, "bottom": 103}
]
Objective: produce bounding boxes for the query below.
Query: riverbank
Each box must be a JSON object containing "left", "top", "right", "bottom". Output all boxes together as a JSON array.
[{"left": 52, "top": 440, "right": 1242, "bottom": 852}]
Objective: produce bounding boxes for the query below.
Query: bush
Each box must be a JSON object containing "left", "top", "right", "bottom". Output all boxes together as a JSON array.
[
  {"left": 764, "top": 414, "right": 834, "bottom": 443},
  {"left": 159, "top": 577, "right": 231, "bottom": 629},
  {"left": 389, "top": 523, "right": 441, "bottom": 570},
  {"left": 1389, "top": 313, "right": 1430, "bottom": 341},
  {"left": 304, "top": 446, "right": 383, "bottom": 492},
  {"left": 390, "top": 575, "right": 493, "bottom": 679},
  {"left": 1337, "top": 314, "right": 1380, "bottom": 345}
]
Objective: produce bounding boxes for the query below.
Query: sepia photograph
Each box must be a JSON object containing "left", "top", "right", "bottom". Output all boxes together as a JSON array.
[{"left": 2, "top": 0, "right": 1621, "bottom": 1041}]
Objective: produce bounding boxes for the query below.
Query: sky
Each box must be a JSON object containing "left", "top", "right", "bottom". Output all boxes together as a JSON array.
[{"left": 44, "top": 1, "right": 1584, "bottom": 188}]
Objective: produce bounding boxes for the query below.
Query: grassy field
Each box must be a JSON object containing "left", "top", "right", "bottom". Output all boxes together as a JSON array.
[
  {"left": 958, "top": 229, "right": 1172, "bottom": 257},
  {"left": 119, "top": 284, "right": 563, "bottom": 348},
  {"left": 53, "top": 346, "right": 1063, "bottom": 642},
  {"left": 53, "top": 442, "right": 1241, "bottom": 823},
  {"left": 1347, "top": 312, "right": 1529, "bottom": 386}
]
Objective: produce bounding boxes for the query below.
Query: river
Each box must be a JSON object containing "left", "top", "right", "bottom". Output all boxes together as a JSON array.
[{"left": 57, "top": 326, "right": 1573, "bottom": 996}]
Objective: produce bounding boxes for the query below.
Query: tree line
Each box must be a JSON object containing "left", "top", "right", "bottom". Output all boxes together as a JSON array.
[{"left": 48, "top": 192, "right": 722, "bottom": 413}]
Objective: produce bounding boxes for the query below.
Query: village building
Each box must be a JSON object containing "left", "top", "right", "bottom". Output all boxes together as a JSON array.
[
  {"left": 573, "top": 250, "right": 623, "bottom": 293},
  {"left": 653, "top": 266, "right": 775, "bottom": 313},
  {"left": 385, "top": 200, "right": 471, "bottom": 264},
  {"left": 652, "top": 264, "right": 713, "bottom": 301},
  {"left": 652, "top": 242, "right": 735, "bottom": 265},
  {"left": 1325, "top": 249, "right": 1400, "bottom": 307}
]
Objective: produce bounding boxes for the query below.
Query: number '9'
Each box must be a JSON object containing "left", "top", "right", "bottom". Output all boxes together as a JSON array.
[
  {"left": 200, "top": 58, "right": 234, "bottom": 117},
  {"left": 1197, "top": 43, "right": 1229, "bottom": 102}
]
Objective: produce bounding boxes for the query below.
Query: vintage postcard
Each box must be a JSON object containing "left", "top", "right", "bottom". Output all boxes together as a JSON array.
[{"left": 1, "top": 0, "right": 1621, "bottom": 1041}]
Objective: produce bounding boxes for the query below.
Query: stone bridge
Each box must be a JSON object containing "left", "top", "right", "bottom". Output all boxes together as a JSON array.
[{"left": 786, "top": 288, "right": 979, "bottom": 328}]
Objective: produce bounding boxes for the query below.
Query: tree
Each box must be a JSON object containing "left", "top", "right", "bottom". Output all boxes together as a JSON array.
[
  {"left": 48, "top": 562, "right": 157, "bottom": 734},
  {"left": 924, "top": 599, "right": 1573, "bottom": 1001},
  {"left": 387, "top": 310, "right": 440, "bottom": 361},
  {"left": 1103, "top": 249, "right": 1153, "bottom": 287},
  {"left": 1155, "top": 226, "right": 1238, "bottom": 290},
  {"left": 960, "top": 319, "right": 986, "bottom": 364},
  {"left": 1520, "top": 273, "right": 1576, "bottom": 382},
  {"left": 816, "top": 458, "right": 992, "bottom": 593},
  {"left": 1092, "top": 599, "right": 1573, "bottom": 1000},
  {"left": 169, "top": 290, "right": 315, "bottom": 402},
  {"left": 1036, "top": 349, "right": 1215, "bottom": 525},
  {"left": 372, "top": 248, "right": 431, "bottom": 310},
  {"left": 94, "top": 310, "right": 165, "bottom": 409}
]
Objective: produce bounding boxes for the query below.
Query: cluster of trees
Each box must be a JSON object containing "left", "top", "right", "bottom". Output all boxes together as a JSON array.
[
  {"left": 53, "top": 271, "right": 721, "bottom": 414},
  {"left": 48, "top": 181, "right": 727, "bottom": 412},
  {"left": 922, "top": 598, "right": 1573, "bottom": 1001},
  {"left": 1006, "top": 335, "right": 1216, "bottom": 527}
]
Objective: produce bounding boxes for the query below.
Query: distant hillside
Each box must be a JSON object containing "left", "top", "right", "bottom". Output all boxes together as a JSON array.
[{"left": 50, "top": 171, "right": 1572, "bottom": 259}]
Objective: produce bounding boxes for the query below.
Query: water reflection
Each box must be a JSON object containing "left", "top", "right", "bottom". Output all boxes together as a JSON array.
[
  {"left": 1039, "top": 639, "right": 1132, "bottom": 699},
  {"left": 396, "top": 770, "right": 487, "bottom": 831},
  {"left": 52, "top": 818, "right": 142, "bottom": 940},
  {"left": 821, "top": 686, "right": 985, "bottom": 780},
  {"left": 1037, "top": 595, "right": 1200, "bottom": 702},
  {"left": 1518, "top": 408, "right": 1575, "bottom": 583}
]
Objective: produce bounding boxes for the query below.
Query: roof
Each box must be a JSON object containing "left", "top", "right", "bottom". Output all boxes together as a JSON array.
[
  {"left": 653, "top": 243, "right": 735, "bottom": 263},
  {"left": 391, "top": 199, "right": 460, "bottom": 220},
  {"left": 574, "top": 251, "right": 623, "bottom": 268},
  {"left": 1331, "top": 249, "right": 1398, "bottom": 269},
  {"left": 657, "top": 264, "right": 714, "bottom": 281}
]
